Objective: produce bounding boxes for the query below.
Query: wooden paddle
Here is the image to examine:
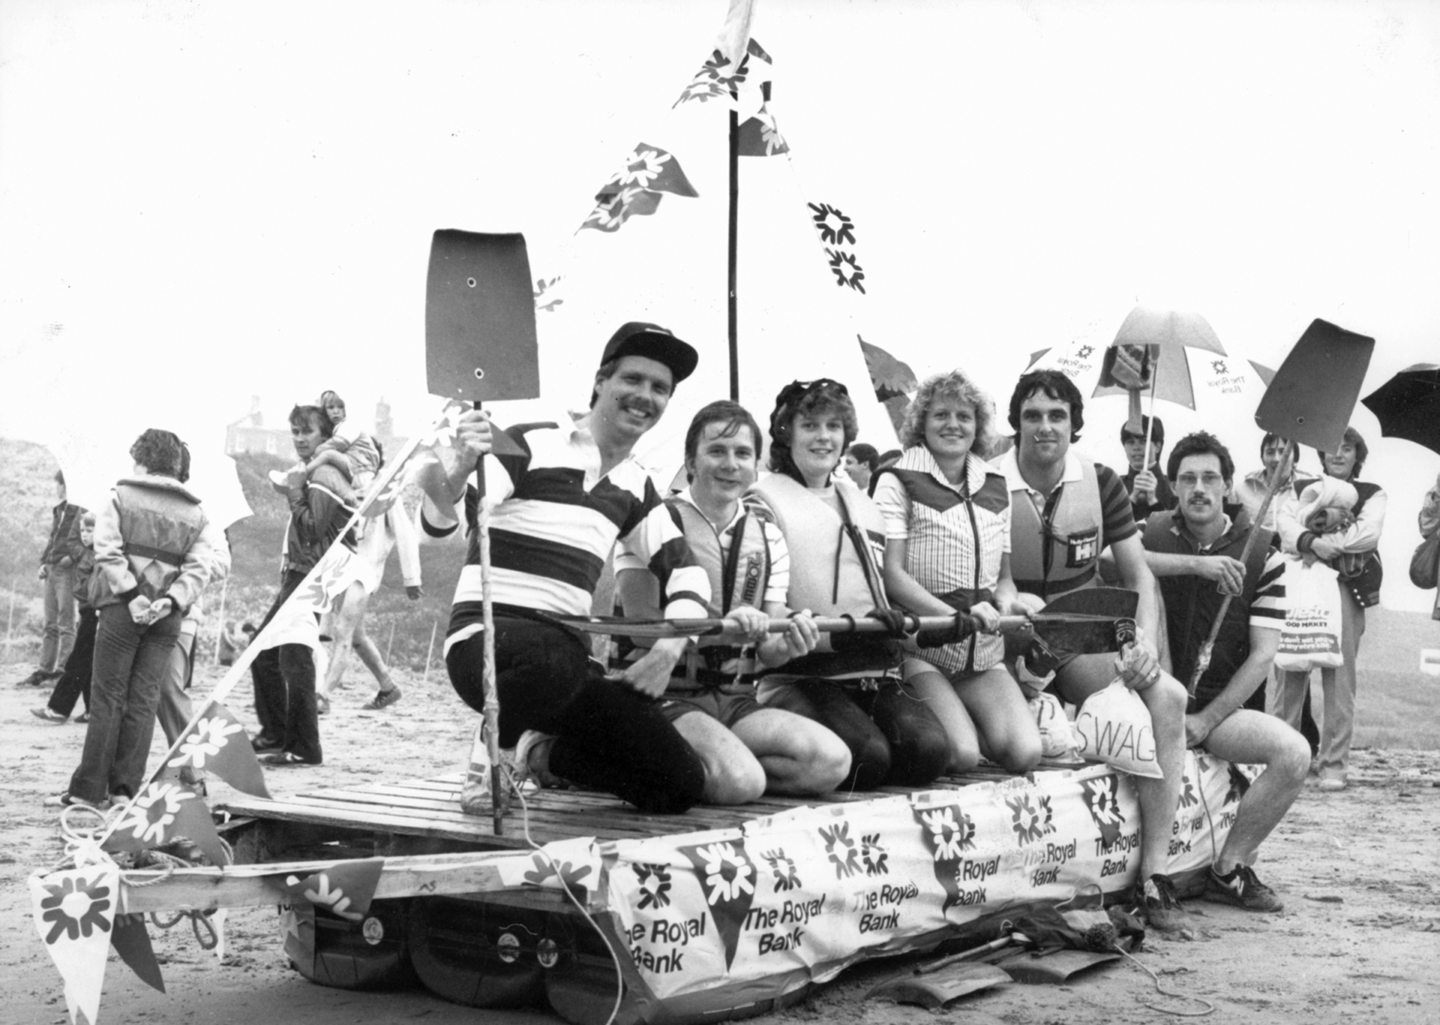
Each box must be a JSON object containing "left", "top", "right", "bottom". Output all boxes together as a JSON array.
[
  {"left": 425, "top": 229, "right": 541, "bottom": 833},
  {"left": 1187, "top": 318, "right": 1374, "bottom": 695}
]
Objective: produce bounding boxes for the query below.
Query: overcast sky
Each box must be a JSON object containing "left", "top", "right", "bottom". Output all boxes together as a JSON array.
[{"left": 3, "top": 0, "right": 1438, "bottom": 607}]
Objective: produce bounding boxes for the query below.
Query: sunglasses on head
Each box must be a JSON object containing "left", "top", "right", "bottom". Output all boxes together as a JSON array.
[{"left": 775, "top": 378, "right": 849, "bottom": 409}]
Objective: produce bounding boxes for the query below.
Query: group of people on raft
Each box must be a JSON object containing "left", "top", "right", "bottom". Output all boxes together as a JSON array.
[{"left": 409, "top": 320, "right": 1345, "bottom": 936}]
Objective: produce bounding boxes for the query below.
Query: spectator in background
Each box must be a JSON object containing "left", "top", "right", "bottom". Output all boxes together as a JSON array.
[
  {"left": 32, "top": 511, "right": 99, "bottom": 723},
  {"left": 1271, "top": 427, "right": 1386, "bottom": 792},
  {"left": 14, "top": 472, "right": 88, "bottom": 689},
  {"left": 46, "top": 429, "right": 222, "bottom": 809},
  {"left": 250, "top": 405, "right": 358, "bottom": 767},
  {"left": 843, "top": 442, "right": 880, "bottom": 494},
  {"left": 1120, "top": 415, "right": 1176, "bottom": 522},
  {"left": 218, "top": 621, "right": 257, "bottom": 666},
  {"left": 1235, "top": 433, "right": 1314, "bottom": 534},
  {"left": 1421, "top": 473, "right": 1440, "bottom": 622}
]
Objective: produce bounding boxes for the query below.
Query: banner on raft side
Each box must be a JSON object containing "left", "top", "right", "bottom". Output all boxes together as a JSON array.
[{"left": 562, "top": 751, "right": 1241, "bottom": 1009}]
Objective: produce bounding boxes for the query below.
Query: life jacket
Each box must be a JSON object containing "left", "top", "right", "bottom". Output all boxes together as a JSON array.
[
  {"left": 1008, "top": 460, "right": 1104, "bottom": 600},
  {"left": 113, "top": 480, "right": 207, "bottom": 602},
  {"left": 750, "top": 472, "right": 896, "bottom": 679},
  {"left": 666, "top": 496, "right": 773, "bottom": 684},
  {"left": 881, "top": 449, "right": 1009, "bottom": 673}
]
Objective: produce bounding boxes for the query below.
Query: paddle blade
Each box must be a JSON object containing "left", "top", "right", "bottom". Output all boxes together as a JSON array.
[
  {"left": 425, "top": 230, "right": 541, "bottom": 403},
  {"left": 1255, "top": 319, "right": 1374, "bottom": 454}
]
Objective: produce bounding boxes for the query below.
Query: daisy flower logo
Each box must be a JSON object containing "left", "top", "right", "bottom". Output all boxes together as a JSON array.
[
  {"left": 616, "top": 148, "right": 670, "bottom": 189},
  {"left": 921, "top": 808, "right": 974, "bottom": 861},
  {"left": 1082, "top": 776, "right": 1123, "bottom": 829},
  {"left": 633, "top": 863, "right": 673, "bottom": 910},
  {"left": 1007, "top": 795, "right": 1046, "bottom": 845},
  {"left": 1036, "top": 794, "right": 1057, "bottom": 837},
  {"left": 698, "top": 843, "right": 754, "bottom": 905},
  {"left": 818, "top": 822, "right": 861, "bottom": 878},
  {"left": 38, "top": 873, "right": 113, "bottom": 945},
  {"left": 808, "top": 203, "right": 856, "bottom": 246},
  {"left": 826, "top": 249, "right": 867, "bottom": 293},
  {"left": 1077, "top": 345, "right": 1094, "bottom": 359},
  {"left": 861, "top": 833, "right": 889, "bottom": 877},
  {"left": 170, "top": 714, "right": 245, "bottom": 770},
  {"left": 762, "top": 849, "right": 800, "bottom": 892},
  {"left": 114, "top": 782, "right": 194, "bottom": 845}
]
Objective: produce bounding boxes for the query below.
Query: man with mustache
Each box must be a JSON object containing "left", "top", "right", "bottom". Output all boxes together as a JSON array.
[
  {"left": 1142, "top": 430, "right": 1309, "bottom": 914},
  {"left": 416, "top": 322, "right": 716, "bottom": 814}
]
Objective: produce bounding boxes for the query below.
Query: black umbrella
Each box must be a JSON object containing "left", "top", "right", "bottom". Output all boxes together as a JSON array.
[{"left": 1361, "top": 364, "right": 1440, "bottom": 456}]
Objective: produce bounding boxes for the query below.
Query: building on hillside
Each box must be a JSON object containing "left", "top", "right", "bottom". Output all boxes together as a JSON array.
[{"left": 225, "top": 396, "right": 406, "bottom": 459}]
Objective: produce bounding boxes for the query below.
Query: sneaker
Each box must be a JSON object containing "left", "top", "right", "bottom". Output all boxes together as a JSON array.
[
  {"left": 43, "top": 792, "right": 110, "bottom": 811},
  {"left": 14, "top": 669, "right": 48, "bottom": 688},
  {"left": 1205, "top": 864, "right": 1283, "bottom": 912},
  {"left": 1131, "top": 873, "right": 1192, "bottom": 935},
  {"left": 31, "top": 707, "right": 69, "bottom": 723},
  {"left": 1317, "top": 774, "right": 1347, "bottom": 792},
  {"left": 513, "top": 730, "right": 568, "bottom": 789},
  {"left": 362, "top": 685, "right": 402, "bottom": 711},
  {"left": 73, "top": 711, "right": 90, "bottom": 724}
]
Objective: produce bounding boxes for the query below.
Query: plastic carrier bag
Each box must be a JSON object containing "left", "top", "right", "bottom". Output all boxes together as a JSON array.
[
  {"left": 1029, "top": 691, "right": 1082, "bottom": 762},
  {"left": 1074, "top": 679, "right": 1163, "bottom": 779},
  {"left": 1275, "top": 556, "right": 1344, "bottom": 671}
]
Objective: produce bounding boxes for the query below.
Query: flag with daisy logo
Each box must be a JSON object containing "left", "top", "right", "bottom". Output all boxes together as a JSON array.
[
  {"left": 677, "top": 835, "right": 757, "bottom": 969},
  {"left": 29, "top": 860, "right": 120, "bottom": 1025},
  {"left": 167, "top": 700, "right": 271, "bottom": 799}
]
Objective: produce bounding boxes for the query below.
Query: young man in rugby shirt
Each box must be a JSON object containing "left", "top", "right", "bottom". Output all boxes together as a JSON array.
[
  {"left": 1142, "top": 431, "right": 1309, "bottom": 913},
  {"left": 418, "top": 322, "right": 721, "bottom": 814}
]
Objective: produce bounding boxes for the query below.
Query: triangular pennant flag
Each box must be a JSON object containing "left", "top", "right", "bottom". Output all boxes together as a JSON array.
[
  {"left": 30, "top": 864, "right": 119, "bottom": 1025},
  {"left": 911, "top": 803, "right": 981, "bottom": 912},
  {"left": 673, "top": 0, "right": 758, "bottom": 106},
  {"left": 172, "top": 701, "right": 270, "bottom": 798},
  {"left": 277, "top": 857, "right": 387, "bottom": 922},
  {"left": 111, "top": 913, "right": 165, "bottom": 993},
  {"left": 677, "top": 838, "right": 756, "bottom": 969},
  {"left": 103, "top": 780, "right": 228, "bottom": 868},
  {"left": 581, "top": 144, "right": 699, "bottom": 233}
]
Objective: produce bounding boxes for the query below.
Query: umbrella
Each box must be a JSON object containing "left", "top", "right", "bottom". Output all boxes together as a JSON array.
[
  {"left": 1361, "top": 364, "right": 1440, "bottom": 456},
  {"left": 1093, "top": 307, "right": 1226, "bottom": 426}
]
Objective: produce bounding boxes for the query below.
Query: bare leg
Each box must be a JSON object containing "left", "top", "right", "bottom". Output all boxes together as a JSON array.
[
  {"left": 320, "top": 583, "right": 368, "bottom": 698},
  {"left": 1202, "top": 710, "right": 1310, "bottom": 869},
  {"left": 952, "top": 665, "right": 1043, "bottom": 773},
  {"left": 352, "top": 613, "right": 391, "bottom": 688},
  {"left": 730, "top": 707, "right": 850, "bottom": 796},
  {"left": 1058, "top": 653, "right": 1186, "bottom": 882}
]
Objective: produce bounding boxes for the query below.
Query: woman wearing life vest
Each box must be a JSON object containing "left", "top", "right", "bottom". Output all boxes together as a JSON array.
[
  {"left": 47, "top": 428, "right": 224, "bottom": 809},
  {"left": 872, "top": 370, "right": 1042, "bottom": 774},
  {"left": 750, "top": 379, "right": 949, "bottom": 790}
]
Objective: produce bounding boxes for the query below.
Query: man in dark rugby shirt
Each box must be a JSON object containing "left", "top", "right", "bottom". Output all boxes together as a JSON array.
[{"left": 1143, "top": 430, "right": 1308, "bottom": 914}]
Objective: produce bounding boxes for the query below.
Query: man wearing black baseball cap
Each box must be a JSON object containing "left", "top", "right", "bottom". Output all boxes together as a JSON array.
[{"left": 417, "top": 320, "right": 725, "bottom": 816}]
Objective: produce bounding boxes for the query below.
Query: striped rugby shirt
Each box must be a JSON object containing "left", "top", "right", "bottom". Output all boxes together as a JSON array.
[
  {"left": 873, "top": 447, "right": 1011, "bottom": 674},
  {"left": 424, "top": 419, "right": 710, "bottom": 653},
  {"left": 1143, "top": 510, "right": 1285, "bottom": 709}
]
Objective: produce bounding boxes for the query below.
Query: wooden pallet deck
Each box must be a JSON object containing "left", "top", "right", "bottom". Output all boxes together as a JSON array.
[{"left": 217, "top": 764, "right": 1044, "bottom": 854}]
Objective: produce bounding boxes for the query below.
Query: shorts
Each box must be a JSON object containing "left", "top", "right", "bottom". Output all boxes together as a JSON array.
[{"left": 660, "top": 686, "right": 763, "bottom": 728}]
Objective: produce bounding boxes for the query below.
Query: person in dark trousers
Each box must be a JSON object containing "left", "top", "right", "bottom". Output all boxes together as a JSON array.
[
  {"left": 249, "top": 405, "right": 357, "bottom": 767},
  {"left": 15, "top": 472, "right": 88, "bottom": 689},
  {"left": 32, "top": 511, "right": 99, "bottom": 722},
  {"left": 417, "top": 322, "right": 714, "bottom": 815}
]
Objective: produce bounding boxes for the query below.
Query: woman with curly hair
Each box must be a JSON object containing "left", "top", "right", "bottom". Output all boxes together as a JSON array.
[
  {"left": 750, "top": 379, "right": 949, "bottom": 790},
  {"left": 872, "top": 370, "right": 1041, "bottom": 774},
  {"left": 47, "top": 428, "right": 224, "bottom": 809}
]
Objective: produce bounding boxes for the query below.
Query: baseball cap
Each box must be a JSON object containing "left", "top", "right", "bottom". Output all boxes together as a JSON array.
[{"left": 599, "top": 322, "right": 699, "bottom": 384}]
